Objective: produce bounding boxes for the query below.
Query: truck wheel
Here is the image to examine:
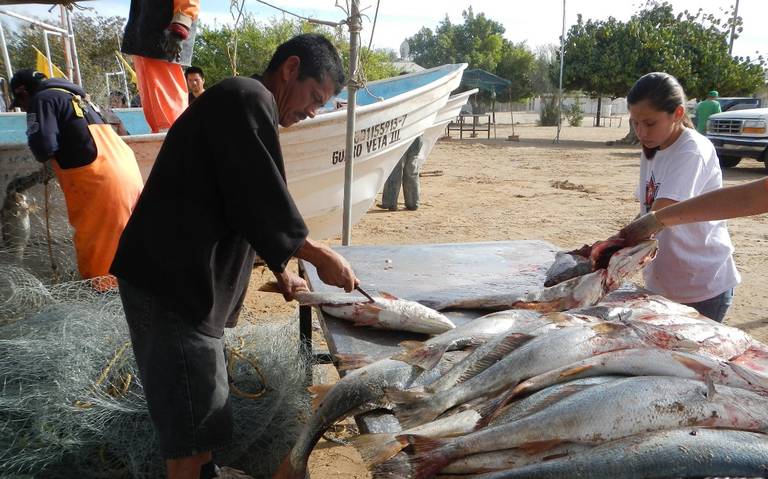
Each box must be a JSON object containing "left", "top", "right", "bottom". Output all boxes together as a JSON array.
[{"left": 719, "top": 156, "right": 741, "bottom": 168}]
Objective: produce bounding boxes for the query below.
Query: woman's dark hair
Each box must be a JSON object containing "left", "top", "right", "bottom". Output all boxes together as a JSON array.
[
  {"left": 265, "top": 34, "right": 345, "bottom": 95},
  {"left": 627, "top": 72, "right": 693, "bottom": 129}
]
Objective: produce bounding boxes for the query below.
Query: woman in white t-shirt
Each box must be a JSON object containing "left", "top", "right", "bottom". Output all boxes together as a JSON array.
[{"left": 626, "top": 72, "right": 740, "bottom": 322}]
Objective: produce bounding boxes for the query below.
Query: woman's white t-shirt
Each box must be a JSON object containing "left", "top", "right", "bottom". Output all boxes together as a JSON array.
[{"left": 635, "top": 128, "right": 740, "bottom": 303}]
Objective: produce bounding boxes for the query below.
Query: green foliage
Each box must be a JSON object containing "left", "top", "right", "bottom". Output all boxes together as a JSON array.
[
  {"left": 3, "top": 13, "right": 130, "bottom": 104},
  {"left": 561, "top": 1, "right": 766, "bottom": 101},
  {"left": 538, "top": 95, "right": 560, "bottom": 126},
  {"left": 405, "top": 7, "right": 536, "bottom": 102},
  {"left": 563, "top": 100, "right": 584, "bottom": 126}
]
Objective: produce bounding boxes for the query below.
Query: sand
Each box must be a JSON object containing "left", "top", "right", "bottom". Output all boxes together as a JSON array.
[{"left": 245, "top": 116, "right": 768, "bottom": 478}]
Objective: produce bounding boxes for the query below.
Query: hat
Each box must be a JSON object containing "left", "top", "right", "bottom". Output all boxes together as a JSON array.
[
  {"left": 707, "top": 90, "right": 719, "bottom": 98},
  {"left": 9, "top": 69, "right": 46, "bottom": 108}
]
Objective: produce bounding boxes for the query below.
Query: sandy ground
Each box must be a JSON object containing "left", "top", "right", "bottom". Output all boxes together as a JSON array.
[{"left": 245, "top": 115, "right": 768, "bottom": 478}]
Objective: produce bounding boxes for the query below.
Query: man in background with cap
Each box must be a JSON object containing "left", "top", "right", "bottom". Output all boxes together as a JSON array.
[
  {"left": 9, "top": 69, "right": 143, "bottom": 290},
  {"left": 696, "top": 90, "right": 722, "bottom": 134}
]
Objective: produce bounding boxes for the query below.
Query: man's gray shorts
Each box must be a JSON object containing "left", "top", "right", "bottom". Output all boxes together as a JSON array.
[{"left": 118, "top": 279, "right": 233, "bottom": 459}]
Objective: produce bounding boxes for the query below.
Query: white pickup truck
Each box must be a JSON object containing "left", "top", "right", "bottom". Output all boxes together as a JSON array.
[{"left": 706, "top": 107, "right": 768, "bottom": 171}]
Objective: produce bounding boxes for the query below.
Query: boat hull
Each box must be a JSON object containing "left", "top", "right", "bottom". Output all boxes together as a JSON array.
[{"left": 0, "top": 64, "right": 467, "bottom": 249}]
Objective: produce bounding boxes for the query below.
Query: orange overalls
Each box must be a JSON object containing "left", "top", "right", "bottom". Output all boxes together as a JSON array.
[
  {"left": 132, "top": 0, "right": 200, "bottom": 132},
  {"left": 51, "top": 116, "right": 143, "bottom": 290}
]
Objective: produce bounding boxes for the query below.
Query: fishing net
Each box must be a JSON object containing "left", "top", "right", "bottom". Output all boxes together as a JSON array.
[{"left": 0, "top": 266, "right": 315, "bottom": 479}]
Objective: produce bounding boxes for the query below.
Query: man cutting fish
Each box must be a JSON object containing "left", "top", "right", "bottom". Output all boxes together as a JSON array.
[{"left": 111, "top": 34, "right": 358, "bottom": 479}]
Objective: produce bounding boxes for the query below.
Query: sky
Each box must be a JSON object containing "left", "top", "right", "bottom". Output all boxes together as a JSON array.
[{"left": 2, "top": 0, "right": 765, "bottom": 61}]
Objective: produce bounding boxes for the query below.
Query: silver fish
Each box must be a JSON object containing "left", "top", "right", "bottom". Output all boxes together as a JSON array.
[
  {"left": 512, "top": 347, "right": 768, "bottom": 397},
  {"left": 393, "top": 309, "right": 548, "bottom": 370},
  {"left": 473, "top": 428, "right": 768, "bottom": 479},
  {"left": 272, "top": 350, "right": 469, "bottom": 479},
  {"left": 401, "top": 376, "right": 768, "bottom": 478},
  {"left": 1, "top": 192, "right": 31, "bottom": 261},
  {"left": 317, "top": 291, "right": 456, "bottom": 335},
  {"left": 431, "top": 240, "right": 657, "bottom": 313},
  {"left": 389, "top": 322, "right": 644, "bottom": 429}
]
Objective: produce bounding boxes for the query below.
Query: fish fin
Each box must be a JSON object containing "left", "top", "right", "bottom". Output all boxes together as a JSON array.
[
  {"left": 729, "top": 362, "right": 768, "bottom": 391},
  {"left": 308, "top": 383, "right": 334, "bottom": 411},
  {"left": 370, "top": 452, "right": 412, "bottom": 478},
  {"left": 272, "top": 455, "right": 306, "bottom": 479},
  {"left": 335, "top": 353, "right": 374, "bottom": 371},
  {"left": 509, "top": 364, "right": 593, "bottom": 397},
  {"left": 671, "top": 352, "right": 711, "bottom": 377},
  {"left": 398, "top": 340, "right": 426, "bottom": 351},
  {"left": 379, "top": 291, "right": 399, "bottom": 300},
  {"left": 518, "top": 439, "right": 563, "bottom": 455},
  {"left": 393, "top": 343, "right": 450, "bottom": 370},
  {"left": 388, "top": 391, "right": 443, "bottom": 429},
  {"left": 590, "top": 322, "right": 628, "bottom": 335},
  {"left": 560, "top": 364, "right": 595, "bottom": 378},
  {"left": 352, "top": 433, "right": 404, "bottom": 467},
  {"left": 398, "top": 434, "right": 452, "bottom": 479},
  {"left": 257, "top": 281, "right": 281, "bottom": 293},
  {"left": 706, "top": 376, "right": 717, "bottom": 401},
  {"left": 454, "top": 333, "right": 535, "bottom": 386}
]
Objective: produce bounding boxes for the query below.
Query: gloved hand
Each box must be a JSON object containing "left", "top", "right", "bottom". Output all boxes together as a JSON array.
[
  {"left": 619, "top": 212, "right": 665, "bottom": 245},
  {"left": 161, "top": 22, "right": 189, "bottom": 62}
]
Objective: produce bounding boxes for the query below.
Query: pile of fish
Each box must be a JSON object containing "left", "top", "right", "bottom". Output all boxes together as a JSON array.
[{"left": 272, "top": 240, "right": 768, "bottom": 478}]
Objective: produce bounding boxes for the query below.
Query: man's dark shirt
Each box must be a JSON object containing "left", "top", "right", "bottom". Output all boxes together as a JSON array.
[
  {"left": 26, "top": 79, "right": 105, "bottom": 168},
  {"left": 111, "top": 76, "right": 308, "bottom": 338}
]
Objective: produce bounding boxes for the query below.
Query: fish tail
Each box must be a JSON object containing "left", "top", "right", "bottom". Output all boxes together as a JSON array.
[
  {"left": 335, "top": 353, "right": 375, "bottom": 371},
  {"left": 271, "top": 455, "right": 306, "bottom": 479},
  {"left": 352, "top": 433, "right": 405, "bottom": 467},
  {"left": 393, "top": 343, "right": 449, "bottom": 370},
  {"left": 401, "top": 434, "right": 453, "bottom": 479},
  {"left": 307, "top": 383, "right": 333, "bottom": 411},
  {"left": 476, "top": 388, "right": 519, "bottom": 427},
  {"left": 371, "top": 451, "right": 413, "bottom": 479},
  {"left": 388, "top": 390, "right": 443, "bottom": 429}
]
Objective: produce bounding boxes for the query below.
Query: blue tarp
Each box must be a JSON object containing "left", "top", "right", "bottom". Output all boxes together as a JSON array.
[{"left": 460, "top": 69, "right": 511, "bottom": 94}]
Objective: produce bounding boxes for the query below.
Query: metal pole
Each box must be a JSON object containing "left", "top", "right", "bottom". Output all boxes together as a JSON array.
[
  {"left": 555, "top": 0, "right": 566, "bottom": 143},
  {"left": 65, "top": 8, "right": 82, "bottom": 86},
  {"left": 0, "top": 19, "right": 12, "bottom": 81},
  {"left": 60, "top": 6, "right": 73, "bottom": 80},
  {"left": 115, "top": 55, "right": 131, "bottom": 105},
  {"left": 43, "top": 31, "right": 55, "bottom": 78},
  {"left": 341, "top": 0, "right": 361, "bottom": 246},
  {"left": 0, "top": 9, "right": 67, "bottom": 34},
  {"left": 728, "top": 0, "right": 739, "bottom": 56}
]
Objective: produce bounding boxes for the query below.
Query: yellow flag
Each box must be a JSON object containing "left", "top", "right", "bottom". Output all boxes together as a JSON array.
[
  {"left": 115, "top": 51, "right": 138, "bottom": 85},
  {"left": 33, "top": 46, "right": 66, "bottom": 79}
]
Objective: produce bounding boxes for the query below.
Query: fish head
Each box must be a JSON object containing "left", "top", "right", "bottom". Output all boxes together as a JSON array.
[{"left": 605, "top": 240, "right": 657, "bottom": 289}]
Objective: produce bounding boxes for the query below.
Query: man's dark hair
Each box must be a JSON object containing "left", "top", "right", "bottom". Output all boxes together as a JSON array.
[
  {"left": 265, "top": 34, "right": 345, "bottom": 95},
  {"left": 10, "top": 69, "right": 47, "bottom": 95},
  {"left": 185, "top": 66, "right": 204, "bottom": 79}
]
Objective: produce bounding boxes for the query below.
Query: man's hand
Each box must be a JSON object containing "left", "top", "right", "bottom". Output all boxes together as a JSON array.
[
  {"left": 161, "top": 22, "right": 189, "bottom": 62},
  {"left": 619, "top": 212, "right": 665, "bottom": 245},
  {"left": 295, "top": 239, "right": 359, "bottom": 292},
  {"left": 274, "top": 270, "right": 309, "bottom": 302}
]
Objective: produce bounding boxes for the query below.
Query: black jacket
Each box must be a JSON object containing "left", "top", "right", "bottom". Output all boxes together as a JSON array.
[
  {"left": 111, "top": 76, "right": 308, "bottom": 337},
  {"left": 121, "top": 0, "right": 197, "bottom": 65}
]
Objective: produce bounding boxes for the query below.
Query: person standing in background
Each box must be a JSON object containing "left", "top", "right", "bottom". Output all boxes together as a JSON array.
[
  {"left": 185, "top": 66, "right": 206, "bottom": 104},
  {"left": 695, "top": 90, "right": 721, "bottom": 134},
  {"left": 121, "top": 0, "right": 199, "bottom": 132},
  {"left": 379, "top": 135, "right": 424, "bottom": 211}
]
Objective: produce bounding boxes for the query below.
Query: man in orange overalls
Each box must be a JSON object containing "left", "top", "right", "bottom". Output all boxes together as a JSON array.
[
  {"left": 10, "top": 69, "right": 143, "bottom": 290},
  {"left": 121, "top": 0, "right": 200, "bottom": 133}
]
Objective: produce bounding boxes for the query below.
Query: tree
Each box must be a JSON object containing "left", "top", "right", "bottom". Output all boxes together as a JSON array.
[
  {"left": 561, "top": 1, "right": 765, "bottom": 132},
  {"left": 405, "top": 8, "right": 536, "bottom": 103}
]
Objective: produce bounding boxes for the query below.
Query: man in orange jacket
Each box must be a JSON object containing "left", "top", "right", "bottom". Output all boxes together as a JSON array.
[{"left": 121, "top": 0, "right": 200, "bottom": 132}]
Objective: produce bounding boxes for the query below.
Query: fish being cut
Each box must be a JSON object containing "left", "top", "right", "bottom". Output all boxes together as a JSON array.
[
  {"left": 543, "top": 238, "right": 625, "bottom": 287},
  {"left": 260, "top": 283, "right": 456, "bottom": 335}
]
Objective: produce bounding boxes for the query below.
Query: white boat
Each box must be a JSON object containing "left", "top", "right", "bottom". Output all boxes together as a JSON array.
[
  {"left": 416, "top": 88, "right": 478, "bottom": 168},
  {"left": 1, "top": 64, "right": 469, "bottom": 248}
]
